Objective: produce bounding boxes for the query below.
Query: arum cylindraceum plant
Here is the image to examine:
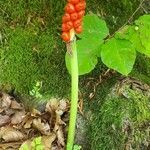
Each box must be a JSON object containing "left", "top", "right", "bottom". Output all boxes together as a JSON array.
[
  {"left": 61, "top": 0, "right": 150, "bottom": 149},
  {"left": 61, "top": 0, "right": 86, "bottom": 150}
]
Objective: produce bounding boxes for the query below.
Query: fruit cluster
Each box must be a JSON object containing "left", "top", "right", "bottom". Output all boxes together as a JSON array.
[{"left": 61, "top": 0, "right": 86, "bottom": 42}]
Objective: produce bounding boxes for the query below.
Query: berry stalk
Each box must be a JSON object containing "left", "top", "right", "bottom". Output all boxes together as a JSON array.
[
  {"left": 66, "top": 36, "right": 78, "bottom": 150},
  {"left": 61, "top": 1, "right": 86, "bottom": 149}
]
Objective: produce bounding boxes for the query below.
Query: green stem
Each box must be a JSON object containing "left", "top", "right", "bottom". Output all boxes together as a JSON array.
[{"left": 66, "top": 37, "right": 78, "bottom": 150}]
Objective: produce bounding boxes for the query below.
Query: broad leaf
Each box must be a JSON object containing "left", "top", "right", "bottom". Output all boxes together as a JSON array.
[
  {"left": 78, "top": 14, "right": 109, "bottom": 40},
  {"left": 114, "top": 25, "right": 130, "bottom": 40},
  {"left": 115, "top": 23, "right": 150, "bottom": 57},
  {"left": 134, "top": 15, "right": 150, "bottom": 57},
  {"left": 65, "top": 14, "right": 109, "bottom": 75},
  {"left": 127, "top": 26, "right": 148, "bottom": 55},
  {"left": 135, "top": 15, "right": 150, "bottom": 26},
  {"left": 139, "top": 25, "right": 150, "bottom": 56},
  {"left": 101, "top": 38, "right": 136, "bottom": 75},
  {"left": 65, "top": 38, "right": 102, "bottom": 75}
]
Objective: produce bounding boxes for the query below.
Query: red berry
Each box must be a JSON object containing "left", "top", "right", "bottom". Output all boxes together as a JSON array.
[
  {"left": 73, "top": 19, "right": 82, "bottom": 28},
  {"left": 66, "top": 21, "right": 73, "bottom": 29},
  {"left": 75, "top": 25, "right": 83, "bottom": 34},
  {"left": 62, "top": 13, "right": 71, "bottom": 22},
  {"left": 70, "top": 12, "right": 78, "bottom": 21},
  {"left": 62, "top": 21, "right": 73, "bottom": 31},
  {"left": 78, "top": 10, "right": 85, "bottom": 18},
  {"left": 62, "top": 23, "right": 67, "bottom": 32},
  {"left": 61, "top": 32, "right": 70, "bottom": 42},
  {"left": 68, "top": 0, "right": 80, "bottom": 4},
  {"left": 62, "top": 23, "right": 69, "bottom": 32},
  {"left": 75, "top": 1, "right": 86, "bottom": 12},
  {"left": 65, "top": 3, "right": 76, "bottom": 14}
]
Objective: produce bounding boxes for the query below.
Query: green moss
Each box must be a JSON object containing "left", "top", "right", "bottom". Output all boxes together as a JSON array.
[
  {"left": 0, "top": 0, "right": 69, "bottom": 97},
  {"left": 88, "top": 87, "right": 150, "bottom": 150},
  {"left": 0, "top": 0, "right": 145, "bottom": 98},
  {"left": 86, "top": 0, "right": 142, "bottom": 33},
  {"left": 0, "top": 0, "right": 149, "bottom": 149},
  {"left": 131, "top": 54, "right": 150, "bottom": 84},
  {"left": 0, "top": 26, "right": 71, "bottom": 97}
]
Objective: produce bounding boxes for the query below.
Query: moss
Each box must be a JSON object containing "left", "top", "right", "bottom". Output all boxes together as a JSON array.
[
  {"left": 86, "top": 0, "right": 142, "bottom": 33},
  {"left": 0, "top": 0, "right": 149, "bottom": 149},
  {"left": 0, "top": 0, "right": 145, "bottom": 99},
  {"left": 0, "top": 0, "right": 70, "bottom": 98},
  {"left": 87, "top": 86, "right": 150, "bottom": 150},
  {"left": 131, "top": 54, "right": 150, "bottom": 84}
]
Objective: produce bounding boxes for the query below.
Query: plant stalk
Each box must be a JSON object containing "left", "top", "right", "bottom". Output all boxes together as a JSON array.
[{"left": 66, "top": 37, "right": 78, "bottom": 150}]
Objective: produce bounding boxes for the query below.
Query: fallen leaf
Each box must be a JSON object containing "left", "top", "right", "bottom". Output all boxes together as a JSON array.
[
  {"left": 19, "top": 140, "right": 32, "bottom": 150},
  {"left": 56, "top": 126, "right": 65, "bottom": 147},
  {"left": 46, "top": 98, "right": 59, "bottom": 112},
  {"left": 0, "top": 93, "right": 11, "bottom": 110},
  {"left": 11, "top": 110, "right": 25, "bottom": 124},
  {"left": 10, "top": 100, "right": 23, "bottom": 110},
  {"left": 0, "top": 141, "right": 22, "bottom": 150},
  {"left": 31, "top": 109, "right": 41, "bottom": 117},
  {"left": 0, "top": 115, "right": 10, "bottom": 127},
  {"left": 23, "top": 117, "right": 33, "bottom": 129},
  {"left": 56, "top": 100, "right": 67, "bottom": 116},
  {"left": 42, "top": 133, "right": 56, "bottom": 150},
  {"left": 5, "top": 108, "right": 15, "bottom": 116},
  {"left": 0, "top": 127, "right": 25, "bottom": 142},
  {"left": 32, "top": 118, "right": 50, "bottom": 135}
]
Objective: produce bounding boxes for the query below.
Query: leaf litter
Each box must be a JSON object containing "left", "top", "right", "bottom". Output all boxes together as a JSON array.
[{"left": 0, "top": 93, "right": 69, "bottom": 150}]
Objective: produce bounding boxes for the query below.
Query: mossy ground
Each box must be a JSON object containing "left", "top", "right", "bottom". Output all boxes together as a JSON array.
[
  {"left": 87, "top": 85, "right": 150, "bottom": 150},
  {"left": 0, "top": 0, "right": 150, "bottom": 149}
]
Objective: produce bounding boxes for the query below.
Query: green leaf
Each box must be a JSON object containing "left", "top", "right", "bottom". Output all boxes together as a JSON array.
[
  {"left": 65, "top": 14, "right": 109, "bottom": 75},
  {"left": 134, "top": 15, "right": 150, "bottom": 57},
  {"left": 115, "top": 20, "right": 150, "bottom": 57},
  {"left": 139, "top": 25, "right": 150, "bottom": 56},
  {"left": 73, "top": 145, "right": 82, "bottom": 150},
  {"left": 78, "top": 14, "right": 109, "bottom": 40},
  {"left": 114, "top": 25, "right": 130, "bottom": 40},
  {"left": 127, "top": 26, "right": 148, "bottom": 55},
  {"left": 135, "top": 15, "right": 150, "bottom": 26},
  {"left": 101, "top": 38, "right": 136, "bottom": 75},
  {"left": 65, "top": 38, "right": 102, "bottom": 75}
]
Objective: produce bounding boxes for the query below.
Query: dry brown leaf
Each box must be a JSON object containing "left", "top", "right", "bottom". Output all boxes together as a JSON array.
[
  {"left": 46, "top": 98, "right": 59, "bottom": 112},
  {"left": 11, "top": 110, "right": 25, "bottom": 124},
  {"left": 0, "top": 93, "right": 11, "bottom": 110},
  {"left": 4, "top": 108, "right": 16, "bottom": 116},
  {"left": 0, "top": 115, "right": 10, "bottom": 127},
  {"left": 56, "top": 126, "right": 65, "bottom": 147},
  {"left": 32, "top": 118, "right": 50, "bottom": 135},
  {"left": 23, "top": 117, "right": 33, "bottom": 129},
  {"left": 19, "top": 140, "right": 32, "bottom": 150},
  {"left": 31, "top": 108, "right": 41, "bottom": 117},
  {"left": 0, "top": 141, "right": 22, "bottom": 150},
  {"left": 58, "top": 100, "right": 67, "bottom": 111},
  {"left": 10, "top": 100, "right": 23, "bottom": 110},
  {"left": 0, "top": 127, "right": 25, "bottom": 142},
  {"left": 42, "top": 133, "right": 56, "bottom": 150},
  {"left": 0, "top": 95, "right": 68, "bottom": 149},
  {"left": 56, "top": 100, "right": 67, "bottom": 116}
]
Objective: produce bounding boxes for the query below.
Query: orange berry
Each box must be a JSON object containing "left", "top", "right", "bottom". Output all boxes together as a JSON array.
[
  {"left": 75, "top": 25, "right": 83, "bottom": 34},
  {"left": 62, "top": 13, "right": 71, "bottom": 22},
  {"left": 75, "top": 1, "right": 86, "bottom": 12},
  {"left": 61, "top": 32, "right": 70, "bottom": 42},
  {"left": 68, "top": 0, "right": 80, "bottom": 4},
  {"left": 65, "top": 3, "right": 76, "bottom": 14},
  {"left": 70, "top": 12, "right": 78, "bottom": 21},
  {"left": 73, "top": 19, "right": 82, "bottom": 28},
  {"left": 78, "top": 10, "right": 85, "bottom": 18}
]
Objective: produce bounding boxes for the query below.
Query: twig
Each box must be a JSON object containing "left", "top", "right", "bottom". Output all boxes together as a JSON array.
[{"left": 109, "top": 0, "right": 145, "bottom": 39}]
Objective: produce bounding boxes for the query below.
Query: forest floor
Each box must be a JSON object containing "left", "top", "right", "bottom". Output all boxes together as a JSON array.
[{"left": 0, "top": 0, "right": 150, "bottom": 149}]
